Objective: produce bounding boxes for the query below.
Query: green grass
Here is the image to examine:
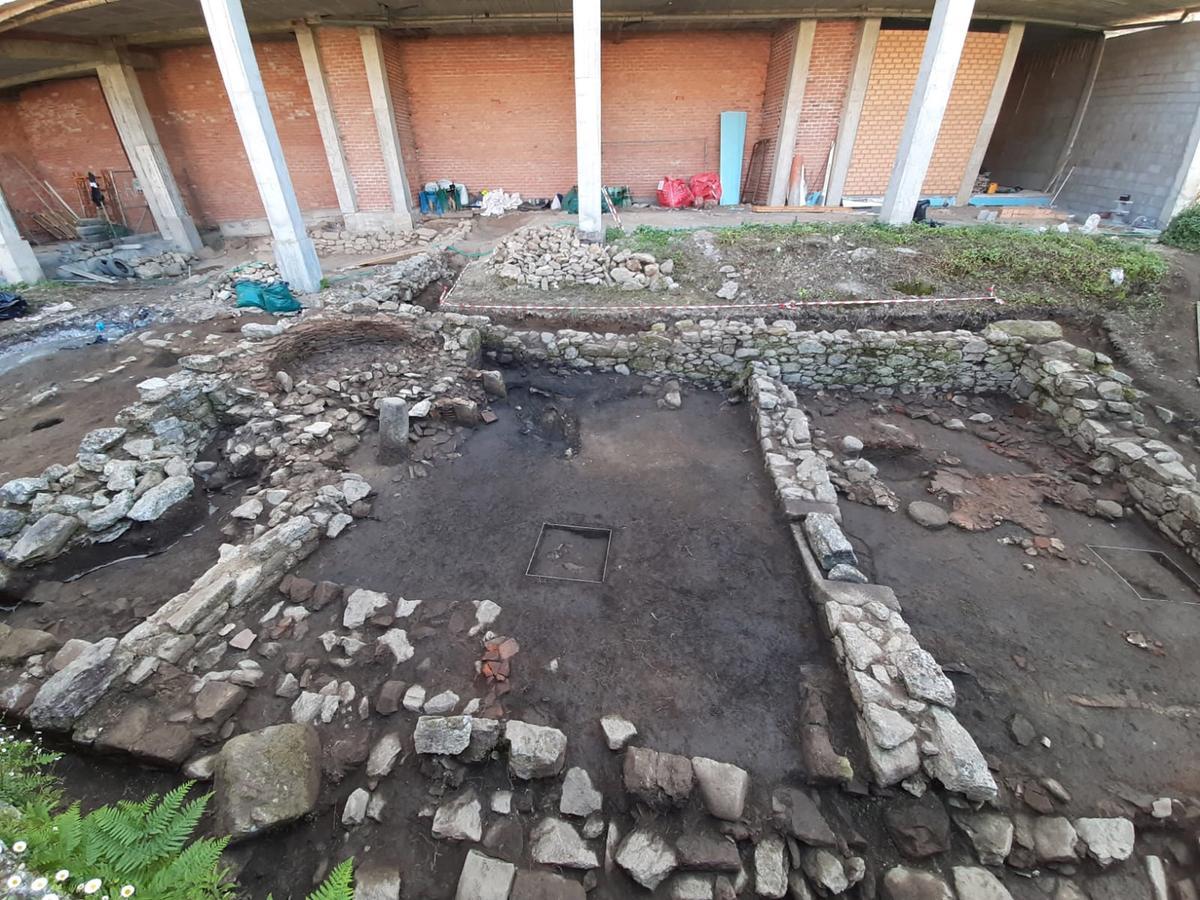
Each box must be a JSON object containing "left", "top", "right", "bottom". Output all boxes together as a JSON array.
[
  {"left": 929, "top": 227, "right": 1167, "bottom": 308},
  {"left": 1161, "top": 202, "right": 1200, "bottom": 252}
]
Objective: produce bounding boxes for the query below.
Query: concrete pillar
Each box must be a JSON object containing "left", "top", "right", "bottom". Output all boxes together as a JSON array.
[
  {"left": 198, "top": 0, "right": 322, "bottom": 293},
  {"left": 0, "top": 186, "right": 43, "bottom": 285},
  {"left": 96, "top": 52, "right": 202, "bottom": 254},
  {"left": 955, "top": 22, "right": 1025, "bottom": 206},
  {"left": 826, "top": 18, "right": 881, "bottom": 208},
  {"left": 767, "top": 20, "right": 817, "bottom": 207},
  {"left": 1161, "top": 108, "right": 1200, "bottom": 227},
  {"left": 295, "top": 24, "right": 358, "bottom": 222},
  {"left": 878, "top": 0, "right": 976, "bottom": 226},
  {"left": 358, "top": 28, "right": 414, "bottom": 230},
  {"left": 572, "top": 0, "right": 602, "bottom": 241}
]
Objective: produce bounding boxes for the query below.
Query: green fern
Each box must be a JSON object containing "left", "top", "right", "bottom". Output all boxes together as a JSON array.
[
  {"left": 308, "top": 859, "right": 355, "bottom": 900},
  {"left": 268, "top": 859, "right": 355, "bottom": 900},
  {"left": 5, "top": 782, "right": 235, "bottom": 900}
]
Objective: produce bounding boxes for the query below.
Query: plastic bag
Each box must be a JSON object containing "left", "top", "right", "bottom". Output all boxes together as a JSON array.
[
  {"left": 0, "top": 291, "right": 27, "bottom": 321},
  {"left": 690, "top": 172, "right": 722, "bottom": 205},
  {"left": 656, "top": 177, "right": 694, "bottom": 209},
  {"left": 234, "top": 280, "right": 302, "bottom": 314}
]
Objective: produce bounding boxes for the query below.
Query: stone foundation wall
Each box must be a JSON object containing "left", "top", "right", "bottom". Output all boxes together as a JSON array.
[{"left": 479, "top": 318, "right": 1024, "bottom": 393}]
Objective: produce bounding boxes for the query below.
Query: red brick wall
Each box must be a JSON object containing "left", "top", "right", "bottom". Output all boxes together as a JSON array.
[
  {"left": 600, "top": 31, "right": 771, "bottom": 198},
  {"left": 399, "top": 34, "right": 574, "bottom": 198},
  {"left": 140, "top": 39, "right": 337, "bottom": 226},
  {"left": 845, "top": 28, "right": 1006, "bottom": 196},
  {"left": 793, "top": 20, "right": 857, "bottom": 193},
  {"left": 314, "top": 28, "right": 392, "bottom": 212},
  {"left": 0, "top": 97, "right": 43, "bottom": 238},
  {"left": 1, "top": 77, "right": 135, "bottom": 234},
  {"left": 382, "top": 34, "right": 421, "bottom": 199},
  {"left": 397, "top": 31, "right": 772, "bottom": 201},
  {"left": 753, "top": 25, "right": 798, "bottom": 204}
]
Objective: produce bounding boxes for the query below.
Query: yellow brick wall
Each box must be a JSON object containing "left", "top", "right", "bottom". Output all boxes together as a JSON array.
[{"left": 844, "top": 29, "right": 1007, "bottom": 196}]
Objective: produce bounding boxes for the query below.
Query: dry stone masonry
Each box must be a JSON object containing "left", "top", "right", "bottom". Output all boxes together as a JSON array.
[
  {"left": 2, "top": 283, "right": 1193, "bottom": 899},
  {"left": 488, "top": 224, "right": 680, "bottom": 292}
]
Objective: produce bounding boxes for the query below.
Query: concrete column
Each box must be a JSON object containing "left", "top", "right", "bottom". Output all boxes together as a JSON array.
[
  {"left": 358, "top": 27, "right": 414, "bottom": 230},
  {"left": 295, "top": 24, "right": 358, "bottom": 222},
  {"left": 1161, "top": 108, "right": 1200, "bottom": 227},
  {"left": 826, "top": 18, "right": 881, "bottom": 208},
  {"left": 878, "top": 0, "right": 976, "bottom": 226},
  {"left": 198, "top": 0, "right": 322, "bottom": 293},
  {"left": 96, "top": 52, "right": 202, "bottom": 254},
  {"left": 0, "top": 186, "right": 43, "bottom": 285},
  {"left": 767, "top": 20, "right": 817, "bottom": 207},
  {"left": 572, "top": 0, "right": 602, "bottom": 241},
  {"left": 955, "top": 22, "right": 1025, "bottom": 205}
]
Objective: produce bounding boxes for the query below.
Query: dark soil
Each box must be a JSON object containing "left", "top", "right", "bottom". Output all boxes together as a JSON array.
[
  {"left": 0, "top": 316, "right": 245, "bottom": 481},
  {"left": 811, "top": 395, "right": 1200, "bottom": 816}
]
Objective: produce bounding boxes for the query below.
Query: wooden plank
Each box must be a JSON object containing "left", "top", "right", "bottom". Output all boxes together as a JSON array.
[
  {"left": 337, "top": 245, "right": 429, "bottom": 270},
  {"left": 751, "top": 205, "right": 850, "bottom": 213},
  {"left": 58, "top": 262, "right": 117, "bottom": 284}
]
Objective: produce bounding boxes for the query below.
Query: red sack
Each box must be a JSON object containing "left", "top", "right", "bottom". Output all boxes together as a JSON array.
[
  {"left": 690, "top": 171, "right": 722, "bottom": 204},
  {"left": 656, "top": 177, "right": 694, "bottom": 209}
]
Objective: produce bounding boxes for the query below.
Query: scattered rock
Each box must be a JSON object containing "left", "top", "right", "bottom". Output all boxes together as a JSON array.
[
  {"left": 884, "top": 794, "right": 951, "bottom": 859},
  {"left": 1009, "top": 714, "right": 1036, "bottom": 747},
  {"left": 691, "top": 757, "right": 749, "bottom": 821},
  {"left": 953, "top": 811, "right": 1014, "bottom": 866},
  {"left": 6, "top": 513, "right": 79, "bottom": 566},
  {"left": 507, "top": 720, "right": 567, "bottom": 779},
  {"left": 617, "top": 827, "right": 678, "bottom": 890},
  {"left": 27, "top": 637, "right": 126, "bottom": 731},
  {"left": 531, "top": 817, "right": 599, "bottom": 869},
  {"left": 1074, "top": 817, "right": 1134, "bottom": 867},
  {"left": 560, "top": 766, "right": 603, "bottom": 817},
  {"left": 801, "top": 848, "right": 847, "bottom": 895},
  {"left": 0, "top": 626, "right": 59, "bottom": 663},
  {"left": 882, "top": 866, "right": 954, "bottom": 900},
  {"left": 342, "top": 787, "right": 369, "bottom": 826},
  {"left": 367, "top": 732, "right": 403, "bottom": 780},
  {"left": 907, "top": 501, "right": 949, "bottom": 529},
  {"left": 414, "top": 716, "right": 472, "bottom": 756},
  {"left": 754, "top": 833, "right": 788, "bottom": 899},
  {"left": 1033, "top": 817, "right": 1078, "bottom": 864},
  {"left": 600, "top": 714, "right": 637, "bottom": 750},
  {"left": 456, "top": 850, "right": 516, "bottom": 900},
  {"left": 952, "top": 866, "right": 1014, "bottom": 900},
  {"left": 771, "top": 787, "right": 837, "bottom": 847},
  {"left": 343, "top": 588, "right": 391, "bottom": 629},
  {"left": 509, "top": 870, "right": 585, "bottom": 900},
  {"left": 213, "top": 724, "right": 321, "bottom": 840},
  {"left": 127, "top": 475, "right": 194, "bottom": 521},
  {"left": 433, "top": 787, "right": 483, "bottom": 842},
  {"left": 624, "top": 746, "right": 694, "bottom": 808},
  {"left": 676, "top": 831, "right": 741, "bottom": 871}
]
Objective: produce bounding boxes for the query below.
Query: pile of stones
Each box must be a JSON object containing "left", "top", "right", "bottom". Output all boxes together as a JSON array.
[
  {"left": 208, "top": 260, "right": 285, "bottom": 304},
  {"left": 488, "top": 225, "right": 680, "bottom": 292},
  {"left": 307, "top": 221, "right": 470, "bottom": 258},
  {"left": 131, "top": 250, "right": 197, "bottom": 279}
]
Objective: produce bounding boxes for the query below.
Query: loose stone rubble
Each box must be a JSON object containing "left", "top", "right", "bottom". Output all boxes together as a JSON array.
[
  {"left": 307, "top": 221, "right": 469, "bottom": 257},
  {"left": 489, "top": 224, "right": 681, "bottom": 292}
]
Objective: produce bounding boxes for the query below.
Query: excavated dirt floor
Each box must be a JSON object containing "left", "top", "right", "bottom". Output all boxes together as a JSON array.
[{"left": 810, "top": 395, "right": 1200, "bottom": 819}]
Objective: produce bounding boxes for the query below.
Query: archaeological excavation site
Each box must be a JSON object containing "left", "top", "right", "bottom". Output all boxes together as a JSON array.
[{"left": 4, "top": 0, "right": 1200, "bottom": 898}]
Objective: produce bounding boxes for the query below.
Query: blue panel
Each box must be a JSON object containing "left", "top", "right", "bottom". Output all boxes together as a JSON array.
[
  {"left": 719, "top": 111, "right": 748, "bottom": 206},
  {"left": 968, "top": 194, "right": 1052, "bottom": 207}
]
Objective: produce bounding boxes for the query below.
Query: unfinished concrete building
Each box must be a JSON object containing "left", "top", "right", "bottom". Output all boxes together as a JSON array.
[{"left": 2, "top": 0, "right": 1199, "bottom": 289}]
